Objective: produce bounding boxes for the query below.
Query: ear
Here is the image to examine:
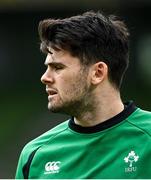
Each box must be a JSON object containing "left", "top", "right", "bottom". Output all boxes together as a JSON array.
[{"left": 90, "top": 62, "right": 108, "bottom": 85}]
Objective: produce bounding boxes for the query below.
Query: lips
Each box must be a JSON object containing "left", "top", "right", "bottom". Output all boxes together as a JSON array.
[{"left": 46, "top": 89, "right": 58, "bottom": 96}]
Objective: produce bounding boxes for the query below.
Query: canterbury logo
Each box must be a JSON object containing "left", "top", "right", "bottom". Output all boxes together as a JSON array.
[{"left": 44, "top": 161, "right": 61, "bottom": 174}]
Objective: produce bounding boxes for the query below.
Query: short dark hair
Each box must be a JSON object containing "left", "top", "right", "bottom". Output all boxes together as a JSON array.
[{"left": 38, "top": 11, "right": 129, "bottom": 89}]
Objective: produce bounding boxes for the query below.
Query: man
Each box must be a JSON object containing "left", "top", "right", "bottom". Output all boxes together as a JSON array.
[{"left": 15, "top": 11, "right": 151, "bottom": 179}]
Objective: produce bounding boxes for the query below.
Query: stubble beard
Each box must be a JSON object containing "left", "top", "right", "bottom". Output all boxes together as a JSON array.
[{"left": 47, "top": 70, "right": 94, "bottom": 117}]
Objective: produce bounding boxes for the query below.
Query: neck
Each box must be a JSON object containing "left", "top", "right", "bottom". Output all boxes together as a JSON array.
[{"left": 74, "top": 87, "right": 124, "bottom": 127}]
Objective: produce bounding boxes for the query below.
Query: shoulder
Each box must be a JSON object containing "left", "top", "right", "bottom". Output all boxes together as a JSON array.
[
  {"left": 20, "top": 120, "right": 69, "bottom": 163},
  {"left": 126, "top": 108, "right": 151, "bottom": 136}
]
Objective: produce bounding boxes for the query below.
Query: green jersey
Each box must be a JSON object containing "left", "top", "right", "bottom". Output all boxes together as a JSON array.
[{"left": 15, "top": 102, "right": 151, "bottom": 179}]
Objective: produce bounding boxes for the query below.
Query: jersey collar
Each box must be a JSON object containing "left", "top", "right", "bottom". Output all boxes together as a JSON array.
[{"left": 68, "top": 101, "right": 137, "bottom": 134}]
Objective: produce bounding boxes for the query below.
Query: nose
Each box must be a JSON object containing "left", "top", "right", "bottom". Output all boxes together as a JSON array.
[{"left": 41, "top": 69, "right": 54, "bottom": 85}]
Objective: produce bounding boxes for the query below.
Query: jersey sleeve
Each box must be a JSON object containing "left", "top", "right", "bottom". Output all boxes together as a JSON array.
[
  {"left": 15, "top": 147, "right": 27, "bottom": 179},
  {"left": 15, "top": 121, "right": 69, "bottom": 178},
  {"left": 15, "top": 140, "right": 39, "bottom": 179},
  {"left": 15, "top": 154, "right": 24, "bottom": 179}
]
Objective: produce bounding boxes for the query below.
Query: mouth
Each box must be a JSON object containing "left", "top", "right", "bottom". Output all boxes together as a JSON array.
[{"left": 46, "top": 89, "right": 58, "bottom": 98}]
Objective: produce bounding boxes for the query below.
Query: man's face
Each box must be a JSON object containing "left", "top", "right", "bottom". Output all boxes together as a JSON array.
[{"left": 41, "top": 48, "right": 91, "bottom": 115}]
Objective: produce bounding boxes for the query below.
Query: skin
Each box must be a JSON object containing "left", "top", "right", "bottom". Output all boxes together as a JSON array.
[{"left": 41, "top": 48, "right": 124, "bottom": 127}]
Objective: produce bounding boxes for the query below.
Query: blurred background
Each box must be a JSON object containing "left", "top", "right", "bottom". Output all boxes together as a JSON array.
[{"left": 0, "top": 0, "right": 151, "bottom": 178}]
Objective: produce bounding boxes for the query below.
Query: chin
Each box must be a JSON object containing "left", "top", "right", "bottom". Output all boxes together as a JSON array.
[
  {"left": 48, "top": 103, "right": 62, "bottom": 113},
  {"left": 48, "top": 104, "right": 70, "bottom": 115}
]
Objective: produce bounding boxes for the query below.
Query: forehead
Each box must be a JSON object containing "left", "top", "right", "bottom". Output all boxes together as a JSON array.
[
  {"left": 45, "top": 47, "right": 81, "bottom": 66},
  {"left": 48, "top": 47, "right": 67, "bottom": 59}
]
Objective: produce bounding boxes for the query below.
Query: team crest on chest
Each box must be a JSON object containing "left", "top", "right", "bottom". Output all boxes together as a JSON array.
[{"left": 124, "top": 150, "right": 139, "bottom": 173}]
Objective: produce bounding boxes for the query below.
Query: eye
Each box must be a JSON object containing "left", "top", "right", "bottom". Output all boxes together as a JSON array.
[{"left": 54, "top": 65, "right": 64, "bottom": 71}]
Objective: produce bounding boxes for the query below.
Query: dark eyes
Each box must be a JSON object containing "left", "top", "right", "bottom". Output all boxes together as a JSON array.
[
  {"left": 46, "top": 63, "right": 65, "bottom": 72},
  {"left": 53, "top": 65, "right": 64, "bottom": 71}
]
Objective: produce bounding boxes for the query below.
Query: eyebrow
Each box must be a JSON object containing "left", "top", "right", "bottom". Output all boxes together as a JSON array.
[
  {"left": 47, "top": 49, "right": 53, "bottom": 54},
  {"left": 44, "top": 61, "right": 66, "bottom": 68}
]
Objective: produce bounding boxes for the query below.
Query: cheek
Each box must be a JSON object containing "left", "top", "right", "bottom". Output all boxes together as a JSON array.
[
  {"left": 56, "top": 70, "right": 87, "bottom": 97},
  {"left": 58, "top": 75, "right": 77, "bottom": 95},
  {"left": 57, "top": 72, "right": 75, "bottom": 86}
]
